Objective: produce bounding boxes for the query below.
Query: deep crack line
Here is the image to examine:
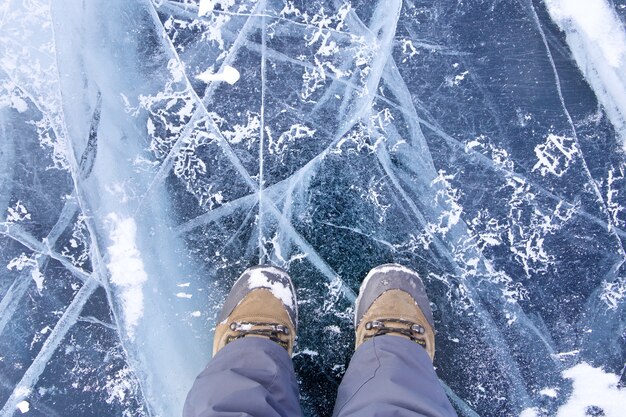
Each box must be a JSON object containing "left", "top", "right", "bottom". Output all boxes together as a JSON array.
[
  {"left": 0, "top": 222, "right": 91, "bottom": 283},
  {"left": 259, "top": 12, "right": 267, "bottom": 264},
  {"left": 137, "top": 0, "right": 268, "bottom": 213},
  {"left": 0, "top": 198, "right": 80, "bottom": 338},
  {"left": 220, "top": 19, "right": 626, "bottom": 241},
  {"left": 164, "top": 0, "right": 399, "bottom": 301},
  {"left": 0, "top": 276, "right": 99, "bottom": 417},
  {"left": 528, "top": 0, "right": 626, "bottom": 259},
  {"left": 339, "top": 1, "right": 533, "bottom": 410}
]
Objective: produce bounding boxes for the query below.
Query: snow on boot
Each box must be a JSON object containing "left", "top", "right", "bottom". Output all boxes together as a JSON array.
[
  {"left": 213, "top": 266, "right": 298, "bottom": 356},
  {"left": 355, "top": 264, "right": 436, "bottom": 360}
]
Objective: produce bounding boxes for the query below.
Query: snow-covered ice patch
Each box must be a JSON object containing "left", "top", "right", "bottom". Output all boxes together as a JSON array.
[
  {"left": 532, "top": 134, "right": 578, "bottom": 177},
  {"left": 6, "top": 200, "right": 31, "bottom": 222},
  {"left": 539, "top": 387, "right": 558, "bottom": 398},
  {"left": 176, "top": 292, "right": 192, "bottom": 299},
  {"left": 105, "top": 214, "right": 148, "bottom": 340},
  {"left": 293, "top": 349, "right": 319, "bottom": 358},
  {"left": 16, "top": 400, "right": 29, "bottom": 413},
  {"left": 11, "top": 96, "right": 28, "bottom": 113},
  {"left": 196, "top": 66, "right": 240, "bottom": 85},
  {"left": 324, "top": 325, "right": 341, "bottom": 334},
  {"left": 198, "top": 0, "right": 236, "bottom": 17},
  {"left": 545, "top": 0, "right": 626, "bottom": 149},
  {"left": 556, "top": 363, "right": 626, "bottom": 417},
  {"left": 519, "top": 407, "right": 540, "bottom": 417},
  {"left": 545, "top": 0, "right": 626, "bottom": 67},
  {"left": 551, "top": 349, "right": 579, "bottom": 360},
  {"left": 6, "top": 253, "right": 45, "bottom": 292}
]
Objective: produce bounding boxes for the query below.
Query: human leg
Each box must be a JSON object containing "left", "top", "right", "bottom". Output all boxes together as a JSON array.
[
  {"left": 183, "top": 337, "right": 302, "bottom": 417},
  {"left": 183, "top": 266, "right": 303, "bottom": 417},
  {"left": 332, "top": 335, "right": 456, "bottom": 417},
  {"left": 333, "top": 264, "right": 457, "bottom": 417}
]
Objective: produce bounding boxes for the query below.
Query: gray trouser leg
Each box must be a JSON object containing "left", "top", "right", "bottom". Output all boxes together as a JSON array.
[
  {"left": 183, "top": 337, "right": 303, "bottom": 417},
  {"left": 333, "top": 335, "right": 458, "bottom": 417}
]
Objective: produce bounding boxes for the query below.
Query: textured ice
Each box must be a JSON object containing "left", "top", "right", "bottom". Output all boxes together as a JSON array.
[{"left": 1, "top": 0, "right": 626, "bottom": 416}]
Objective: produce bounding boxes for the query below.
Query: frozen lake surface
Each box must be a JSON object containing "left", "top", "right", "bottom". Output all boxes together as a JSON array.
[{"left": 1, "top": 0, "right": 626, "bottom": 416}]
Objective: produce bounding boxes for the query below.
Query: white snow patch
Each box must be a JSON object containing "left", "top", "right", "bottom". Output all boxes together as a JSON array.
[
  {"left": 545, "top": 0, "right": 626, "bottom": 68},
  {"left": 600, "top": 279, "right": 626, "bottom": 310},
  {"left": 247, "top": 267, "right": 294, "bottom": 309},
  {"left": 105, "top": 214, "right": 148, "bottom": 340},
  {"left": 465, "top": 140, "right": 482, "bottom": 150},
  {"left": 540, "top": 387, "right": 558, "bottom": 398},
  {"left": 176, "top": 292, "right": 192, "bottom": 299},
  {"left": 16, "top": 400, "right": 29, "bottom": 413},
  {"left": 545, "top": 0, "right": 626, "bottom": 149},
  {"left": 191, "top": 311, "right": 202, "bottom": 317},
  {"left": 11, "top": 96, "right": 28, "bottom": 113},
  {"left": 532, "top": 134, "right": 578, "bottom": 177},
  {"left": 332, "top": 364, "right": 345, "bottom": 372},
  {"left": 454, "top": 70, "right": 469, "bottom": 85},
  {"left": 519, "top": 407, "right": 540, "bottom": 417},
  {"left": 556, "top": 363, "right": 626, "bottom": 417},
  {"left": 480, "top": 234, "right": 501, "bottom": 246},
  {"left": 294, "top": 349, "right": 319, "bottom": 357},
  {"left": 268, "top": 124, "right": 316, "bottom": 155},
  {"left": 198, "top": 0, "right": 236, "bottom": 16},
  {"left": 400, "top": 39, "right": 418, "bottom": 62},
  {"left": 31, "top": 267, "right": 44, "bottom": 292},
  {"left": 196, "top": 65, "right": 240, "bottom": 85},
  {"left": 324, "top": 325, "right": 341, "bottom": 334},
  {"left": 6, "top": 200, "right": 31, "bottom": 222},
  {"left": 6, "top": 253, "right": 44, "bottom": 292},
  {"left": 551, "top": 349, "right": 580, "bottom": 360}
]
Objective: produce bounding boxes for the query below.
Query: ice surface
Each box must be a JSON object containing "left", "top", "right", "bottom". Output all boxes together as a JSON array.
[{"left": 1, "top": 0, "right": 626, "bottom": 416}]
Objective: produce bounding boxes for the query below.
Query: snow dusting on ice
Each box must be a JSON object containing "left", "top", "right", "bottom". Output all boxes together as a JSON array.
[{"left": 105, "top": 213, "right": 148, "bottom": 340}]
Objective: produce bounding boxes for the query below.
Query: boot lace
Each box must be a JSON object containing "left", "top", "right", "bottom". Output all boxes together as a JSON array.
[
  {"left": 226, "top": 321, "right": 291, "bottom": 350},
  {"left": 363, "top": 319, "right": 427, "bottom": 348}
]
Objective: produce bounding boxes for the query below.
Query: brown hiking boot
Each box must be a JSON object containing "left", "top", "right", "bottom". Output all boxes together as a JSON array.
[
  {"left": 213, "top": 266, "right": 298, "bottom": 356},
  {"left": 355, "top": 264, "right": 436, "bottom": 360}
]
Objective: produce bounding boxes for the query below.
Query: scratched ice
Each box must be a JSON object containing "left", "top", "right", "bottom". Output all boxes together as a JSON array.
[{"left": 1, "top": 0, "right": 625, "bottom": 416}]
